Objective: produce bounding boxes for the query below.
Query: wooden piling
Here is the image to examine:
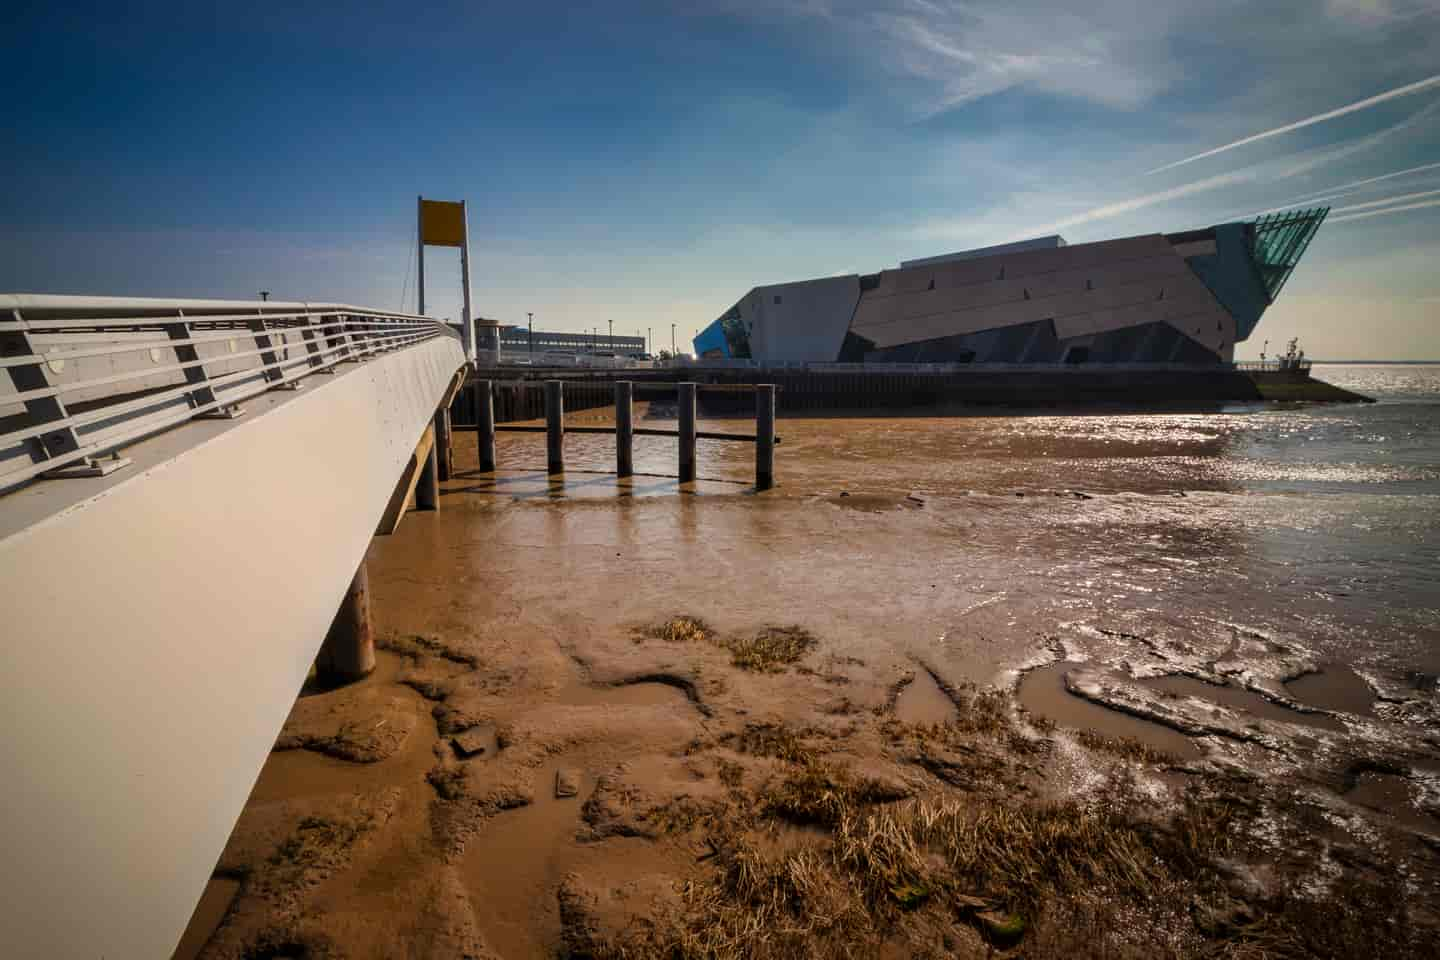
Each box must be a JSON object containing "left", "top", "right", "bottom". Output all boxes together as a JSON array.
[
  {"left": 678, "top": 381, "right": 696, "bottom": 483},
  {"left": 546, "top": 379, "right": 565, "bottom": 474},
  {"left": 755, "top": 383, "right": 775, "bottom": 490},
  {"left": 615, "top": 380, "right": 633, "bottom": 478},
  {"left": 316, "top": 561, "right": 375, "bottom": 683},
  {"left": 476, "top": 379, "right": 496, "bottom": 472}
]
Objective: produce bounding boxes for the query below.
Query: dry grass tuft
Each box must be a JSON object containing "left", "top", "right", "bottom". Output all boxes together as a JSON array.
[
  {"left": 722, "top": 625, "right": 819, "bottom": 672},
  {"left": 1075, "top": 728, "right": 1178, "bottom": 765},
  {"left": 732, "top": 721, "right": 818, "bottom": 765},
  {"left": 642, "top": 616, "right": 713, "bottom": 644}
]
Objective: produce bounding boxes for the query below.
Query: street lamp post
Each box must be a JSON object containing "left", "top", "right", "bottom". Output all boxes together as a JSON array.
[
  {"left": 671, "top": 323, "right": 676, "bottom": 357},
  {"left": 647, "top": 327, "right": 652, "bottom": 355},
  {"left": 527, "top": 312, "right": 534, "bottom": 359},
  {"left": 607, "top": 318, "right": 614, "bottom": 357},
  {"left": 258, "top": 291, "right": 270, "bottom": 302}
]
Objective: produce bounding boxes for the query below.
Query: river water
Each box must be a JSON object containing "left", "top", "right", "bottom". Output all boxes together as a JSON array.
[{"left": 510, "top": 364, "right": 1440, "bottom": 688}]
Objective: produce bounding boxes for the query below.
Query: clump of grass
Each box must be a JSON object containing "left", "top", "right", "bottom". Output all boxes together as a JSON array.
[
  {"left": 1075, "top": 729, "right": 1178, "bottom": 765},
  {"left": 760, "top": 761, "right": 908, "bottom": 829},
  {"left": 721, "top": 625, "right": 818, "bottom": 672},
  {"left": 642, "top": 616, "right": 712, "bottom": 644},
  {"left": 732, "top": 721, "right": 818, "bottom": 764},
  {"left": 716, "top": 758, "right": 745, "bottom": 789}
]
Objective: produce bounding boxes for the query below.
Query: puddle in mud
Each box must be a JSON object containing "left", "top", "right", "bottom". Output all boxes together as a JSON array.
[
  {"left": 1143, "top": 675, "right": 1344, "bottom": 732},
  {"left": 462, "top": 759, "right": 593, "bottom": 959},
  {"left": 1346, "top": 772, "right": 1437, "bottom": 832},
  {"left": 556, "top": 675, "right": 692, "bottom": 709},
  {"left": 170, "top": 875, "right": 240, "bottom": 960},
  {"left": 1285, "top": 666, "right": 1375, "bottom": 717},
  {"left": 895, "top": 669, "right": 958, "bottom": 725},
  {"left": 1017, "top": 662, "right": 1201, "bottom": 759}
]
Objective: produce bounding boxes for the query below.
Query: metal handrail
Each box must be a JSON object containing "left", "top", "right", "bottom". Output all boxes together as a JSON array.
[{"left": 1, "top": 296, "right": 455, "bottom": 492}]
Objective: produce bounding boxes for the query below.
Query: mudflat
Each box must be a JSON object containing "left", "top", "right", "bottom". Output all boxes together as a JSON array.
[{"left": 179, "top": 386, "right": 1440, "bottom": 959}]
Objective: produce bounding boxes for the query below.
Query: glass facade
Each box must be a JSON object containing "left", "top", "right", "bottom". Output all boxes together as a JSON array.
[{"left": 1249, "top": 208, "right": 1329, "bottom": 301}]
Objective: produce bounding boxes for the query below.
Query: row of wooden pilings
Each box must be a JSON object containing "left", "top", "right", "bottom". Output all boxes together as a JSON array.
[{"left": 470, "top": 378, "right": 777, "bottom": 490}]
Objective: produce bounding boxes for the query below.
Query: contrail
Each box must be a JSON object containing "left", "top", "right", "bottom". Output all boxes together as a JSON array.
[
  {"left": 1330, "top": 188, "right": 1440, "bottom": 214},
  {"left": 1329, "top": 197, "right": 1440, "bottom": 223},
  {"left": 1015, "top": 169, "right": 1258, "bottom": 238},
  {"left": 1279, "top": 160, "right": 1440, "bottom": 207},
  {"left": 1147, "top": 74, "right": 1440, "bottom": 174}
]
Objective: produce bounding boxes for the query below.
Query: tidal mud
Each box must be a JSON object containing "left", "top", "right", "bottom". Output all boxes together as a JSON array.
[{"left": 182, "top": 396, "right": 1440, "bottom": 958}]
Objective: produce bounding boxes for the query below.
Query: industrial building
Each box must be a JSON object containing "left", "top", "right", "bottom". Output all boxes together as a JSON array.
[{"left": 693, "top": 209, "right": 1327, "bottom": 366}]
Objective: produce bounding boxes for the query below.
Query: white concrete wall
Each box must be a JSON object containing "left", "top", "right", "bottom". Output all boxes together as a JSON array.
[
  {"left": 0, "top": 334, "right": 465, "bottom": 959},
  {"left": 745, "top": 275, "right": 861, "bottom": 365}
]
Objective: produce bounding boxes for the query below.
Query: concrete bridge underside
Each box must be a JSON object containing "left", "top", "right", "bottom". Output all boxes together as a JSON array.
[{"left": 0, "top": 333, "right": 465, "bottom": 958}]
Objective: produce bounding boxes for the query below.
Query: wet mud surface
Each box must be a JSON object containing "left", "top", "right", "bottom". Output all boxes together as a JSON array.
[{"left": 181, "top": 385, "right": 1440, "bottom": 958}]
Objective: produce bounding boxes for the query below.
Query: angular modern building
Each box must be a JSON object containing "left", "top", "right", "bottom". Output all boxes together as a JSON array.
[{"left": 694, "top": 209, "right": 1327, "bottom": 366}]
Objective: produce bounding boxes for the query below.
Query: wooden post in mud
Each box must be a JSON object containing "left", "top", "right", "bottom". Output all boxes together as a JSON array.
[
  {"left": 316, "top": 561, "right": 375, "bottom": 683},
  {"left": 678, "top": 381, "right": 697, "bottom": 483},
  {"left": 417, "top": 427, "right": 440, "bottom": 510},
  {"left": 476, "top": 379, "right": 496, "bottom": 473},
  {"left": 546, "top": 379, "right": 565, "bottom": 474},
  {"left": 615, "top": 380, "right": 633, "bottom": 478},
  {"left": 756, "top": 383, "right": 775, "bottom": 490},
  {"left": 434, "top": 407, "right": 452, "bottom": 481}
]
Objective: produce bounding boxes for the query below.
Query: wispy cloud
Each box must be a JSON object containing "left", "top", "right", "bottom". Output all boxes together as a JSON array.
[
  {"left": 1330, "top": 197, "right": 1440, "bottom": 222},
  {"left": 1146, "top": 73, "right": 1440, "bottom": 174}
]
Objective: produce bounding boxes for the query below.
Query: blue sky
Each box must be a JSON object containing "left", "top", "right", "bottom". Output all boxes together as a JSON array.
[{"left": 2, "top": 0, "right": 1438, "bottom": 358}]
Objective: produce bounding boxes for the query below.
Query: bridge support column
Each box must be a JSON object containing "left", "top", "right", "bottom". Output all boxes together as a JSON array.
[
  {"left": 678, "top": 382, "right": 696, "bottom": 483},
  {"left": 435, "top": 408, "right": 452, "bottom": 482},
  {"left": 316, "top": 561, "right": 375, "bottom": 684},
  {"left": 417, "top": 431, "right": 440, "bottom": 511}
]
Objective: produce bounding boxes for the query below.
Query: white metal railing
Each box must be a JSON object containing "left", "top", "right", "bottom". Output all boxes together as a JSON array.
[{"left": 1, "top": 295, "right": 453, "bottom": 492}]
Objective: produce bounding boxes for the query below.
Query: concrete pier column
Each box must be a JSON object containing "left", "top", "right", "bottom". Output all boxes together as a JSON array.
[
  {"left": 316, "top": 561, "right": 375, "bottom": 683},
  {"left": 435, "top": 408, "right": 453, "bottom": 482},
  {"left": 476, "top": 380, "right": 496, "bottom": 473},
  {"left": 615, "top": 380, "right": 633, "bottom": 478},
  {"left": 678, "top": 382, "right": 696, "bottom": 483},
  {"left": 755, "top": 383, "right": 775, "bottom": 491},
  {"left": 546, "top": 380, "right": 565, "bottom": 474},
  {"left": 417, "top": 430, "right": 440, "bottom": 511}
]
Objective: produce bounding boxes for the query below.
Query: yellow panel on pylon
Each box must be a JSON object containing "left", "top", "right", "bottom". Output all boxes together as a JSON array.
[{"left": 420, "top": 200, "right": 465, "bottom": 247}]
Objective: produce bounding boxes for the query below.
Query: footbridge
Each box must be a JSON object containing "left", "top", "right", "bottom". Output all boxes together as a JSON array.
[{"left": 0, "top": 295, "right": 468, "bottom": 957}]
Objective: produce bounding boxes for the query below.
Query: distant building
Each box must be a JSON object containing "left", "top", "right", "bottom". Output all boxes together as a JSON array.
[
  {"left": 475, "top": 322, "right": 646, "bottom": 358},
  {"left": 693, "top": 209, "right": 1327, "bottom": 366}
]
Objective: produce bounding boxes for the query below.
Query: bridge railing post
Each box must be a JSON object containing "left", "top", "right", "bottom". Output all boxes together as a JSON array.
[
  {"left": 756, "top": 383, "right": 775, "bottom": 490},
  {"left": 678, "top": 381, "right": 696, "bottom": 483},
  {"left": 546, "top": 379, "right": 564, "bottom": 474},
  {"left": 476, "top": 379, "right": 496, "bottom": 472},
  {"left": 615, "top": 380, "right": 633, "bottom": 478}
]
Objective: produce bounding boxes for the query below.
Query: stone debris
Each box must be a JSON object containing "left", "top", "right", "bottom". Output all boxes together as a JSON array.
[
  {"left": 451, "top": 726, "right": 494, "bottom": 758},
  {"left": 555, "top": 768, "right": 582, "bottom": 798}
]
